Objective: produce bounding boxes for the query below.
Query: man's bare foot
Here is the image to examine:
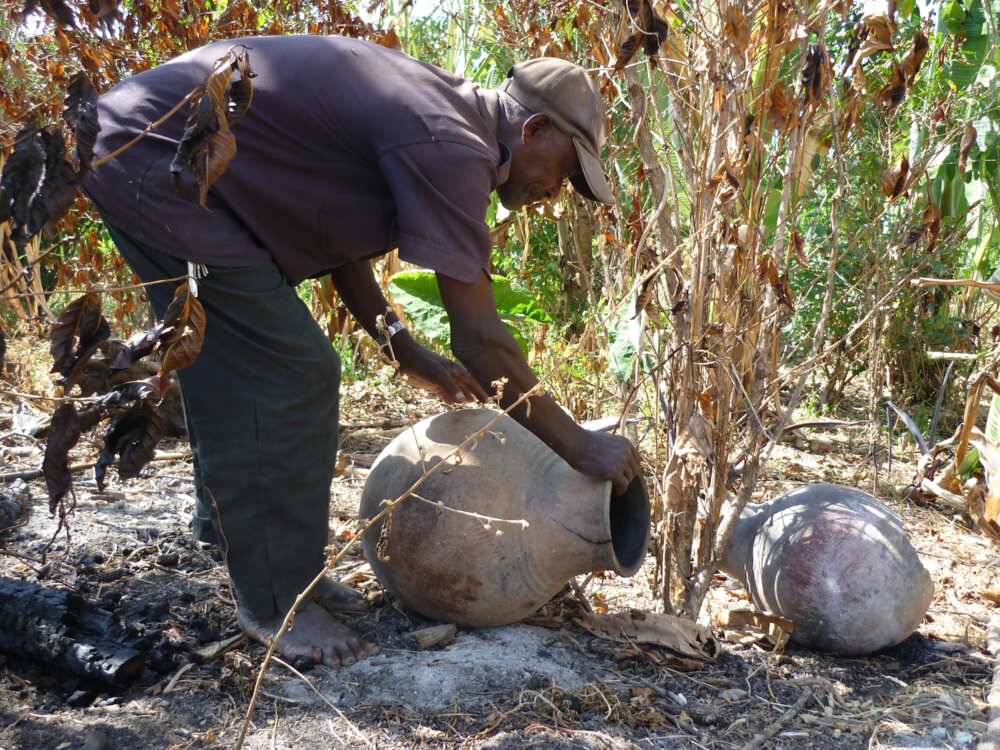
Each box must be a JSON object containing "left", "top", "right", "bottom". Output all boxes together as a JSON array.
[
  {"left": 312, "top": 577, "right": 368, "bottom": 614},
  {"left": 238, "top": 600, "right": 379, "bottom": 668}
]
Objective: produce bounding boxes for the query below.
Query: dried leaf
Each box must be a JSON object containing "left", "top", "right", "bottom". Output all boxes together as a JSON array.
[
  {"left": 86, "top": 0, "right": 120, "bottom": 18},
  {"left": 615, "top": 32, "right": 643, "bottom": 70},
  {"left": 880, "top": 156, "right": 909, "bottom": 199},
  {"left": 790, "top": 231, "right": 809, "bottom": 268},
  {"left": 967, "top": 428, "right": 1000, "bottom": 538},
  {"left": 170, "top": 47, "right": 253, "bottom": 206},
  {"left": 958, "top": 123, "right": 977, "bottom": 174},
  {"left": 0, "top": 323, "right": 5, "bottom": 371},
  {"left": 105, "top": 323, "right": 167, "bottom": 370},
  {"left": 43, "top": 402, "right": 81, "bottom": 512},
  {"left": 373, "top": 26, "right": 402, "bottom": 49},
  {"left": 75, "top": 358, "right": 112, "bottom": 397},
  {"left": 877, "top": 60, "right": 906, "bottom": 110},
  {"left": 801, "top": 45, "right": 831, "bottom": 108},
  {"left": 95, "top": 399, "right": 165, "bottom": 491},
  {"left": 63, "top": 73, "right": 100, "bottom": 172},
  {"left": 577, "top": 609, "right": 719, "bottom": 662},
  {"left": 923, "top": 203, "right": 941, "bottom": 251},
  {"left": 49, "top": 293, "right": 111, "bottom": 390},
  {"left": 766, "top": 84, "right": 792, "bottom": 132},
  {"left": 156, "top": 283, "right": 206, "bottom": 380},
  {"left": 717, "top": 608, "right": 794, "bottom": 649},
  {"left": 723, "top": 5, "right": 750, "bottom": 57},
  {"left": 616, "top": 0, "right": 667, "bottom": 70},
  {"left": 225, "top": 50, "right": 255, "bottom": 125},
  {"left": 900, "top": 30, "right": 929, "bottom": 86},
  {"left": 0, "top": 126, "right": 45, "bottom": 243},
  {"left": 778, "top": 272, "right": 795, "bottom": 310},
  {"left": 30, "top": 126, "right": 79, "bottom": 236},
  {"left": 856, "top": 19, "right": 894, "bottom": 61},
  {"left": 28, "top": 0, "right": 76, "bottom": 27}
]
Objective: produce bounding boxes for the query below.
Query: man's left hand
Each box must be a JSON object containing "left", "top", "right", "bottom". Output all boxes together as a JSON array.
[{"left": 395, "top": 344, "right": 488, "bottom": 404}]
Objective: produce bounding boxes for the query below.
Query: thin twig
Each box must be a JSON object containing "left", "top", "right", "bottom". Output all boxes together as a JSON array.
[
  {"left": 90, "top": 87, "right": 200, "bottom": 169},
  {"left": 271, "top": 657, "right": 374, "bottom": 750},
  {"left": 0, "top": 451, "right": 191, "bottom": 484},
  {"left": 741, "top": 689, "right": 813, "bottom": 750}
]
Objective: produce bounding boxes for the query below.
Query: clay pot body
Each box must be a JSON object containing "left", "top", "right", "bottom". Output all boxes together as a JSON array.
[
  {"left": 359, "top": 409, "right": 650, "bottom": 627},
  {"left": 720, "top": 483, "right": 934, "bottom": 655}
]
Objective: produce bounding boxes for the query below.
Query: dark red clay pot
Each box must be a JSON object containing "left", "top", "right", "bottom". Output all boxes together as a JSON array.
[{"left": 720, "top": 483, "right": 934, "bottom": 655}]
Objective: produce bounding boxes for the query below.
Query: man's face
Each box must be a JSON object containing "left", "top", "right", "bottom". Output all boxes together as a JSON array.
[{"left": 498, "top": 115, "right": 580, "bottom": 210}]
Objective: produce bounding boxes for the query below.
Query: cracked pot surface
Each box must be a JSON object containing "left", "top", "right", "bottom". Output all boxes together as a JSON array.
[{"left": 359, "top": 409, "right": 650, "bottom": 627}]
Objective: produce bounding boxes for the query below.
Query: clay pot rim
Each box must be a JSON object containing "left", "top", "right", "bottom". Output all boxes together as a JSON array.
[{"left": 603, "top": 475, "right": 650, "bottom": 577}]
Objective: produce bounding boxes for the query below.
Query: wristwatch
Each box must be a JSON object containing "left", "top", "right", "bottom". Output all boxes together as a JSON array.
[
  {"left": 378, "top": 319, "right": 406, "bottom": 364},
  {"left": 383, "top": 319, "right": 405, "bottom": 339}
]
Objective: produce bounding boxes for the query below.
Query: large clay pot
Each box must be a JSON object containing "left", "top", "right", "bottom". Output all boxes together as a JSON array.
[
  {"left": 720, "top": 483, "right": 934, "bottom": 655},
  {"left": 359, "top": 409, "right": 650, "bottom": 627}
]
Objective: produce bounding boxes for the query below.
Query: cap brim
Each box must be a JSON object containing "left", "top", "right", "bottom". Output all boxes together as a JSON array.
[{"left": 571, "top": 138, "right": 614, "bottom": 205}]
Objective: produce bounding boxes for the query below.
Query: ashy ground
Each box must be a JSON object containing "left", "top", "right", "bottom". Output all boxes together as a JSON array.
[{"left": 0, "top": 377, "right": 993, "bottom": 749}]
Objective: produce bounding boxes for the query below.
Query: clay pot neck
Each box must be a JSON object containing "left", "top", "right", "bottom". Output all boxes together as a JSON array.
[{"left": 532, "top": 455, "right": 650, "bottom": 580}]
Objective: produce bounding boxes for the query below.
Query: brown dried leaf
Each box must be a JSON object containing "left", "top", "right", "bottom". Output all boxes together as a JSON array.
[
  {"left": 615, "top": 31, "right": 643, "bottom": 70},
  {"left": 958, "top": 123, "right": 977, "bottom": 174},
  {"left": 95, "top": 399, "right": 165, "bottom": 491},
  {"left": 0, "top": 323, "right": 5, "bottom": 371},
  {"left": 790, "top": 230, "right": 809, "bottom": 268},
  {"left": 373, "top": 26, "right": 402, "bottom": 49},
  {"left": 63, "top": 72, "right": 100, "bottom": 172},
  {"left": 30, "top": 0, "right": 77, "bottom": 27},
  {"left": 616, "top": 0, "right": 667, "bottom": 70},
  {"left": 841, "top": 88, "right": 862, "bottom": 136},
  {"left": 577, "top": 609, "right": 719, "bottom": 662},
  {"left": 717, "top": 608, "right": 794, "bottom": 649},
  {"left": 0, "top": 126, "right": 45, "bottom": 243},
  {"left": 43, "top": 402, "right": 81, "bottom": 512},
  {"left": 157, "top": 283, "right": 206, "bottom": 381},
  {"left": 723, "top": 5, "right": 750, "bottom": 57},
  {"left": 766, "top": 84, "right": 792, "bottom": 132},
  {"left": 778, "top": 272, "right": 794, "bottom": 310},
  {"left": 967, "top": 429, "right": 1000, "bottom": 539},
  {"left": 856, "top": 20, "right": 894, "bottom": 60},
  {"left": 49, "top": 292, "right": 111, "bottom": 390},
  {"left": 880, "top": 156, "right": 909, "bottom": 199},
  {"left": 170, "top": 47, "right": 253, "bottom": 206},
  {"left": 923, "top": 203, "right": 941, "bottom": 251},
  {"left": 877, "top": 60, "right": 906, "bottom": 110},
  {"left": 801, "top": 45, "right": 831, "bottom": 108},
  {"left": 87, "top": 0, "right": 120, "bottom": 18},
  {"left": 900, "top": 30, "right": 929, "bottom": 86}
]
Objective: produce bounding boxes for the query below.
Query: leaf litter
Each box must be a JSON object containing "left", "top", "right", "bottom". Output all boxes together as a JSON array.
[{"left": 0, "top": 380, "right": 990, "bottom": 748}]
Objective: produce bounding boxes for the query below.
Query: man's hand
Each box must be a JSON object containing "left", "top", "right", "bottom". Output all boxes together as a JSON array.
[
  {"left": 567, "top": 430, "right": 643, "bottom": 496},
  {"left": 395, "top": 342, "right": 488, "bottom": 405}
]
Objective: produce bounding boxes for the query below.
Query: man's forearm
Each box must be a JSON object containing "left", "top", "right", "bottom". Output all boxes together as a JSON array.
[
  {"left": 452, "top": 324, "right": 585, "bottom": 463},
  {"left": 328, "top": 261, "right": 417, "bottom": 356}
]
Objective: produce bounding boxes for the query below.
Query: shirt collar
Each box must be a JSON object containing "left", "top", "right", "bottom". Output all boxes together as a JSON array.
[
  {"left": 496, "top": 143, "right": 511, "bottom": 184},
  {"left": 477, "top": 88, "right": 511, "bottom": 186}
]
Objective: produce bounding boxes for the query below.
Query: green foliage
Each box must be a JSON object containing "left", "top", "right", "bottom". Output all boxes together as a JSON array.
[{"left": 386, "top": 270, "right": 551, "bottom": 353}]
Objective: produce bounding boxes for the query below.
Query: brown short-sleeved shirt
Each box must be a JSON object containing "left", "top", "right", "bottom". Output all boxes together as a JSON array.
[{"left": 83, "top": 35, "right": 510, "bottom": 284}]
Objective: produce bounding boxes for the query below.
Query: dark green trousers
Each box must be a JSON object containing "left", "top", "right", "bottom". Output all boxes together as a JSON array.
[{"left": 106, "top": 224, "right": 340, "bottom": 619}]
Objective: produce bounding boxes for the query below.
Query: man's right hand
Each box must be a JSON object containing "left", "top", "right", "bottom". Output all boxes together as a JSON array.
[{"left": 567, "top": 429, "right": 643, "bottom": 496}]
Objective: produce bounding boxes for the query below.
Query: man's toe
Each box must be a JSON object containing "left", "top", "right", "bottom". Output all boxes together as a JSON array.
[{"left": 333, "top": 642, "right": 357, "bottom": 666}]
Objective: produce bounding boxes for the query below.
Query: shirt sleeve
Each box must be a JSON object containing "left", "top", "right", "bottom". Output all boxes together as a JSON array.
[{"left": 378, "top": 141, "right": 497, "bottom": 283}]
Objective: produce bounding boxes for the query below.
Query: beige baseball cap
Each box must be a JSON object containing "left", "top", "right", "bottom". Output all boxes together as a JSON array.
[{"left": 501, "top": 58, "right": 614, "bottom": 205}]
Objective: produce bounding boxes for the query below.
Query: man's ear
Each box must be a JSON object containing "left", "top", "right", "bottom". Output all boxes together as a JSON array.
[{"left": 521, "top": 113, "right": 551, "bottom": 144}]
